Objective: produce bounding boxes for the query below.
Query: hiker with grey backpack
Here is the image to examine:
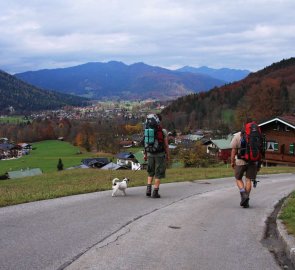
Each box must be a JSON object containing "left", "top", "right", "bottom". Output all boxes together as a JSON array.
[
  {"left": 143, "top": 114, "right": 170, "bottom": 198},
  {"left": 230, "top": 119, "right": 265, "bottom": 208}
]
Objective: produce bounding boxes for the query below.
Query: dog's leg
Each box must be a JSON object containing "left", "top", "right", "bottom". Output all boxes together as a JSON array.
[
  {"left": 122, "top": 189, "right": 126, "bottom": 196},
  {"left": 112, "top": 186, "right": 117, "bottom": 197}
]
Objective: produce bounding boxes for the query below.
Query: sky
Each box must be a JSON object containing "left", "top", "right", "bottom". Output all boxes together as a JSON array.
[{"left": 0, "top": 0, "right": 294, "bottom": 74}]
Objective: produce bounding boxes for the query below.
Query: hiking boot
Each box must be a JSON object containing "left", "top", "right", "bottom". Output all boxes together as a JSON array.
[
  {"left": 243, "top": 193, "right": 250, "bottom": 208},
  {"left": 152, "top": 188, "right": 161, "bottom": 198},
  {"left": 243, "top": 198, "right": 250, "bottom": 208},
  {"left": 240, "top": 192, "right": 249, "bottom": 207},
  {"left": 146, "top": 184, "right": 152, "bottom": 197}
]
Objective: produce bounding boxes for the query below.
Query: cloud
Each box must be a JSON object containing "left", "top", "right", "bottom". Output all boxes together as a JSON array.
[{"left": 0, "top": 0, "right": 294, "bottom": 73}]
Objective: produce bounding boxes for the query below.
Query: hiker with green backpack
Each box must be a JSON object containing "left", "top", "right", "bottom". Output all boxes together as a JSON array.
[
  {"left": 143, "top": 113, "right": 170, "bottom": 198},
  {"left": 230, "top": 119, "right": 264, "bottom": 208}
]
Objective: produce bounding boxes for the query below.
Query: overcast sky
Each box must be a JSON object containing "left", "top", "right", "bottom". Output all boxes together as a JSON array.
[{"left": 0, "top": 0, "right": 294, "bottom": 74}]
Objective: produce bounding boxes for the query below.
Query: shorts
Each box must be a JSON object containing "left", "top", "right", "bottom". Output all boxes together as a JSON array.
[
  {"left": 235, "top": 162, "right": 257, "bottom": 180},
  {"left": 147, "top": 155, "right": 166, "bottom": 179}
]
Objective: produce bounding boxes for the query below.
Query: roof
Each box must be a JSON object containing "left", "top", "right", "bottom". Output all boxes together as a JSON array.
[
  {"left": 183, "top": 134, "right": 203, "bottom": 141},
  {"left": 100, "top": 162, "right": 124, "bottom": 170},
  {"left": 8, "top": 168, "right": 42, "bottom": 179},
  {"left": 133, "top": 151, "right": 147, "bottom": 164},
  {"left": 116, "top": 152, "right": 135, "bottom": 159},
  {"left": 259, "top": 115, "right": 295, "bottom": 129},
  {"left": 81, "top": 158, "right": 109, "bottom": 167},
  {"left": 208, "top": 135, "right": 233, "bottom": 150},
  {"left": 18, "top": 143, "right": 32, "bottom": 148},
  {"left": 66, "top": 164, "right": 89, "bottom": 170},
  {"left": 0, "top": 143, "right": 17, "bottom": 151}
]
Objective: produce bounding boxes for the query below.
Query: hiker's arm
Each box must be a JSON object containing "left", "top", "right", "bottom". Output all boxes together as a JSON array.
[
  {"left": 231, "top": 148, "right": 237, "bottom": 168},
  {"left": 164, "top": 136, "right": 170, "bottom": 161}
]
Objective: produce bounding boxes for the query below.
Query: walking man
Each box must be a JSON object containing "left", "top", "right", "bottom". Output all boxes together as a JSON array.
[
  {"left": 230, "top": 120, "right": 263, "bottom": 208},
  {"left": 144, "top": 114, "right": 170, "bottom": 198}
]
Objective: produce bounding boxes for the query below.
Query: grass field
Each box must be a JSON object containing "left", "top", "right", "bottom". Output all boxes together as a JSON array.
[
  {"left": 279, "top": 191, "right": 295, "bottom": 235},
  {"left": 0, "top": 163, "right": 294, "bottom": 207},
  {"left": 0, "top": 140, "right": 105, "bottom": 175},
  {"left": 0, "top": 116, "right": 28, "bottom": 124}
]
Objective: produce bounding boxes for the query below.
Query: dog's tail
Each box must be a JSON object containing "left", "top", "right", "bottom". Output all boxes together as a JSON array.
[{"left": 112, "top": 178, "right": 120, "bottom": 186}]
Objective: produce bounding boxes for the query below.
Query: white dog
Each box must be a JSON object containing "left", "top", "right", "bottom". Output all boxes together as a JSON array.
[{"left": 112, "top": 177, "right": 130, "bottom": 197}]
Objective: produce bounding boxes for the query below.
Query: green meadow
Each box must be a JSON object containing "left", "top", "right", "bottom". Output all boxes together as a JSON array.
[
  {"left": 0, "top": 116, "right": 28, "bottom": 124},
  {"left": 0, "top": 140, "right": 101, "bottom": 175}
]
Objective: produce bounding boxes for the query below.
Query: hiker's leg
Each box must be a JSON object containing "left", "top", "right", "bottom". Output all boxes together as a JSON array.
[
  {"left": 147, "top": 156, "right": 155, "bottom": 184},
  {"left": 236, "top": 179, "right": 245, "bottom": 189},
  {"left": 234, "top": 165, "right": 248, "bottom": 206},
  {"left": 235, "top": 165, "right": 246, "bottom": 190},
  {"left": 154, "top": 177, "right": 160, "bottom": 189},
  {"left": 147, "top": 156, "right": 155, "bottom": 196},
  {"left": 147, "top": 176, "right": 153, "bottom": 185},
  {"left": 152, "top": 156, "right": 165, "bottom": 198},
  {"left": 245, "top": 178, "right": 252, "bottom": 194},
  {"left": 245, "top": 163, "right": 257, "bottom": 194},
  {"left": 242, "top": 163, "right": 257, "bottom": 208},
  {"left": 154, "top": 156, "right": 166, "bottom": 188}
]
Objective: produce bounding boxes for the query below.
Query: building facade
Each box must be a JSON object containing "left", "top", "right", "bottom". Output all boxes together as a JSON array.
[{"left": 259, "top": 115, "right": 295, "bottom": 165}]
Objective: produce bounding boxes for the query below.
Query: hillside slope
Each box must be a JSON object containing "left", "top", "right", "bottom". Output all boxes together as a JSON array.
[
  {"left": 15, "top": 61, "right": 225, "bottom": 100},
  {"left": 0, "top": 70, "right": 88, "bottom": 113},
  {"left": 162, "top": 58, "right": 295, "bottom": 131}
]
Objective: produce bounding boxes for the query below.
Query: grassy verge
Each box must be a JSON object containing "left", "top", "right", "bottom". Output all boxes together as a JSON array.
[
  {"left": 0, "top": 165, "right": 294, "bottom": 207},
  {"left": 279, "top": 192, "right": 295, "bottom": 235}
]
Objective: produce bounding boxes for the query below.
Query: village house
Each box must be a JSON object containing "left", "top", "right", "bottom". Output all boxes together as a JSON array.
[
  {"left": 259, "top": 115, "right": 295, "bottom": 166},
  {"left": 0, "top": 142, "right": 22, "bottom": 159},
  {"left": 81, "top": 158, "right": 109, "bottom": 168},
  {"left": 116, "top": 152, "right": 136, "bottom": 169},
  {"left": 203, "top": 135, "right": 233, "bottom": 163}
]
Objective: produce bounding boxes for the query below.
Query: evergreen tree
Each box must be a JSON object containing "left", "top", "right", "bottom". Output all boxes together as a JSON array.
[{"left": 57, "top": 158, "right": 64, "bottom": 171}]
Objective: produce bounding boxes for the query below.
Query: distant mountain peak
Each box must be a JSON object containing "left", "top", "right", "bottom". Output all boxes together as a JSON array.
[{"left": 177, "top": 66, "right": 250, "bottom": 83}]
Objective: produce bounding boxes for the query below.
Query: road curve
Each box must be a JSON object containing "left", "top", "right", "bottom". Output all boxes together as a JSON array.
[{"left": 0, "top": 173, "right": 294, "bottom": 270}]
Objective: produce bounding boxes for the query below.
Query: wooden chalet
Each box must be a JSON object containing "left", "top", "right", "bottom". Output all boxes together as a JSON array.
[
  {"left": 259, "top": 115, "right": 295, "bottom": 165},
  {"left": 203, "top": 135, "right": 233, "bottom": 163}
]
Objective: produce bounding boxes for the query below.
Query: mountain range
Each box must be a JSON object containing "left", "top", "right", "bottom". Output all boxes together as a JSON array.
[
  {"left": 162, "top": 57, "right": 295, "bottom": 131},
  {"left": 0, "top": 70, "right": 88, "bottom": 113},
  {"left": 177, "top": 66, "right": 250, "bottom": 83},
  {"left": 15, "top": 61, "right": 235, "bottom": 101}
]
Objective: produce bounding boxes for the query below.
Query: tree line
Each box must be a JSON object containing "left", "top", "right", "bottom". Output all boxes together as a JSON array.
[{"left": 0, "top": 116, "right": 143, "bottom": 154}]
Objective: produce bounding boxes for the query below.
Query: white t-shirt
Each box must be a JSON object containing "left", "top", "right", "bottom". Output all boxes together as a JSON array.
[{"left": 230, "top": 132, "right": 247, "bottom": 166}]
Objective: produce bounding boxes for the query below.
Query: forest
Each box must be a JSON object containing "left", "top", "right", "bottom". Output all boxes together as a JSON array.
[
  {"left": 162, "top": 58, "right": 295, "bottom": 132},
  {"left": 0, "top": 70, "right": 88, "bottom": 113}
]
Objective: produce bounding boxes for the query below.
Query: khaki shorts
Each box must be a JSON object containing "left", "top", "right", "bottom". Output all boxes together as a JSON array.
[
  {"left": 235, "top": 163, "right": 257, "bottom": 180},
  {"left": 147, "top": 155, "right": 166, "bottom": 179}
]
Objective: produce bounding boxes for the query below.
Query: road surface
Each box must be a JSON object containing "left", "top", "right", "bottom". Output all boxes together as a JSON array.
[{"left": 0, "top": 173, "right": 294, "bottom": 270}]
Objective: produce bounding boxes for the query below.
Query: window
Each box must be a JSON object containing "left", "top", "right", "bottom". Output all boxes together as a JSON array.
[
  {"left": 290, "top": 144, "right": 294, "bottom": 155},
  {"left": 267, "top": 141, "right": 279, "bottom": 152}
]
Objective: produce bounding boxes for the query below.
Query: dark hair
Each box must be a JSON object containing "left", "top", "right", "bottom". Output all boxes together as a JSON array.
[{"left": 246, "top": 117, "right": 253, "bottom": 123}]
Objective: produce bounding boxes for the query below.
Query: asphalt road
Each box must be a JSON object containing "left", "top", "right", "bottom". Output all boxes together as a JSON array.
[{"left": 0, "top": 173, "right": 294, "bottom": 270}]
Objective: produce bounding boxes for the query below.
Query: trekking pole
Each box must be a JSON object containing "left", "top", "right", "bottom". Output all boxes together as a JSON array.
[{"left": 251, "top": 178, "right": 260, "bottom": 188}]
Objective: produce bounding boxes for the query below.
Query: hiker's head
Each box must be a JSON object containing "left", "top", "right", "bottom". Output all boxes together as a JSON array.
[
  {"left": 246, "top": 117, "right": 253, "bottom": 123},
  {"left": 146, "top": 114, "right": 160, "bottom": 124}
]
